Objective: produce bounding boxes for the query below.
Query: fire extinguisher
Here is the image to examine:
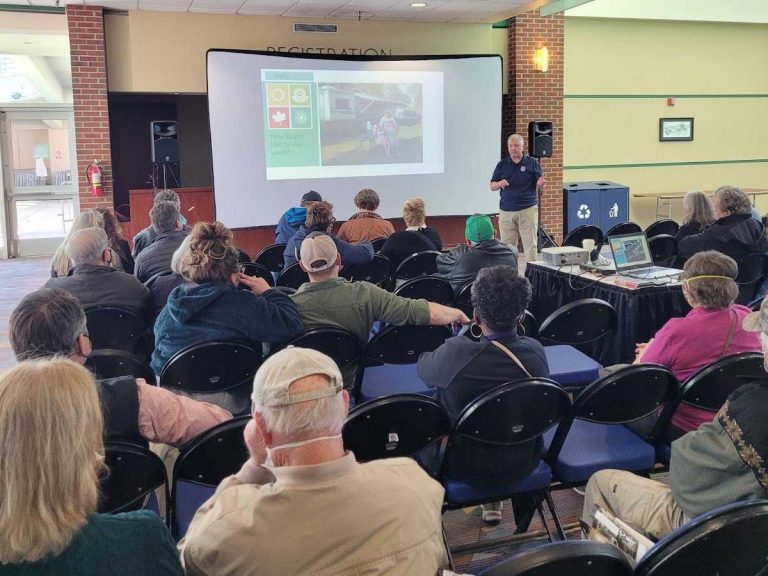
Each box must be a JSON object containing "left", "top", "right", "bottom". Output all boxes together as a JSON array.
[{"left": 86, "top": 160, "right": 103, "bottom": 197}]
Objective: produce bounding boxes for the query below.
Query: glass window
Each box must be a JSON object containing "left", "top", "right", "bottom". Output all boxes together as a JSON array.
[{"left": 9, "top": 118, "right": 73, "bottom": 188}]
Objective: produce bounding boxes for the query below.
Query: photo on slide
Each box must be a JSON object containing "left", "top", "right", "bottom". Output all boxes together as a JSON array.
[{"left": 317, "top": 82, "right": 423, "bottom": 166}]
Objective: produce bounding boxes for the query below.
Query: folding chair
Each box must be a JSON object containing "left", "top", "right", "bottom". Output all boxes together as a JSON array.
[
  {"left": 254, "top": 243, "right": 287, "bottom": 272},
  {"left": 644, "top": 219, "right": 680, "bottom": 238},
  {"left": 86, "top": 349, "right": 155, "bottom": 384},
  {"left": 605, "top": 221, "right": 642, "bottom": 239},
  {"left": 394, "top": 250, "right": 441, "bottom": 279},
  {"left": 276, "top": 261, "right": 310, "bottom": 290},
  {"left": 287, "top": 327, "right": 364, "bottom": 390},
  {"left": 648, "top": 234, "right": 679, "bottom": 268},
  {"left": 562, "top": 225, "right": 603, "bottom": 249},
  {"left": 538, "top": 299, "right": 617, "bottom": 363},
  {"left": 100, "top": 441, "right": 168, "bottom": 518},
  {"left": 394, "top": 275, "right": 455, "bottom": 305},
  {"left": 239, "top": 262, "right": 275, "bottom": 287},
  {"left": 85, "top": 306, "right": 147, "bottom": 353},
  {"left": 340, "top": 253, "right": 393, "bottom": 286}
]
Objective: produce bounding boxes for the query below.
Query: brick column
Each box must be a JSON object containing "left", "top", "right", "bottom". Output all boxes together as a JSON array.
[
  {"left": 66, "top": 4, "right": 113, "bottom": 212},
  {"left": 509, "top": 12, "right": 564, "bottom": 241}
]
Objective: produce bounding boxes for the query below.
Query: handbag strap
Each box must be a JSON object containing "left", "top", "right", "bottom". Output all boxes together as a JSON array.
[
  {"left": 490, "top": 340, "right": 533, "bottom": 378},
  {"left": 721, "top": 308, "right": 738, "bottom": 357}
]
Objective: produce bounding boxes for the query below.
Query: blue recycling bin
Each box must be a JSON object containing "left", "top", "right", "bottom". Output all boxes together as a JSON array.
[{"left": 562, "top": 181, "right": 630, "bottom": 236}]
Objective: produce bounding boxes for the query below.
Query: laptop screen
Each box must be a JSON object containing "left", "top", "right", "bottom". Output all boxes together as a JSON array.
[{"left": 609, "top": 232, "right": 654, "bottom": 271}]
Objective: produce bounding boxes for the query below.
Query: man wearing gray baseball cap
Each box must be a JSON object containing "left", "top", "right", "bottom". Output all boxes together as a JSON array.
[
  {"left": 581, "top": 297, "right": 768, "bottom": 540},
  {"left": 179, "top": 346, "right": 448, "bottom": 575}
]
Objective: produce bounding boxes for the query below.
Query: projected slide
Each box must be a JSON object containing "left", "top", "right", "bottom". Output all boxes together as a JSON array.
[{"left": 261, "top": 69, "right": 443, "bottom": 180}]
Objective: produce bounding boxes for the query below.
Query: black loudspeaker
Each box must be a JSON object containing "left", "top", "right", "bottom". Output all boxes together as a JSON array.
[
  {"left": 151, "top": 120, "right": 179, "bottom": 164},
  {"left": 528, "top": 121, "right": 553, "bottom": 158}
]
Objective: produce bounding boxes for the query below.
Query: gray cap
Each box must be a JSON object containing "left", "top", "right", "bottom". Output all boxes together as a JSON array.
[
  {"left": 252, "top": 346, "right": 342, "bottom": 408},
  {"left": 743, "top": 298, "right": 768, "bottom": 333}
]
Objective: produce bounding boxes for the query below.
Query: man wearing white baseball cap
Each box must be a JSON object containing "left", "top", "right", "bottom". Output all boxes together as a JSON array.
[
  {"left": 581, "top": 297, "right": 768, "bottom": 540},
  {"left": 180, "top": 346, "right": 448, "bottom": 576}
]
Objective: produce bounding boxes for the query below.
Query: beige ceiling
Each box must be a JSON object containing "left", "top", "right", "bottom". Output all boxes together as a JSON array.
[{"left": 0, "top": 0, "right": 547, "bottom": 24}]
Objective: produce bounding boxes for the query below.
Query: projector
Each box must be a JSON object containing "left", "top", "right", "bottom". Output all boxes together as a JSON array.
[{"left": 541, "top": 246, "right": 590, "bottom": 266}]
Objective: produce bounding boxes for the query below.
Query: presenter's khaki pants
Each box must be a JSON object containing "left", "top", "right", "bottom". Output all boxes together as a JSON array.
[
  {"left": 499, "top": 205, "right": 538, "bottom": 262},
  {"left": 582, "top": 469, "right": 686, "bottom": 541}
]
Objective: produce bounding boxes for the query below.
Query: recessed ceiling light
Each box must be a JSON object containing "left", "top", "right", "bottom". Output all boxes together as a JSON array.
[{"left": 410, "top": 2, "right": 427, "bottom": 7}]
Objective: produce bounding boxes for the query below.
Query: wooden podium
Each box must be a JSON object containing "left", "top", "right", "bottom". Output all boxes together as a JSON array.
[{"left": 128, "top": 187, "right": 214, "bottom": 234}]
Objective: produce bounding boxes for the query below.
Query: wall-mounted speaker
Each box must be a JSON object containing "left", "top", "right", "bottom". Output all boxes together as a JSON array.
[
  {"left": 151, "top": 120, "right": 179, "bottom": 164},
  {"left": 528, "top": 121, "right": 553, "bottom": 158}
]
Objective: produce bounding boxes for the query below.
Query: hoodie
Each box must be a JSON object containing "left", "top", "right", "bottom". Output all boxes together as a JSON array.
[
  {"left": 151, "top": 282, "right": 304, "bottom": 374},
  {"left": 678, "top": 212, "right": 768, "bottom": 262},
  {"left": 283, "top": 227, "right": 374, "bottom": 269},
  {"left": 275, "top": 207, "right": 307, "bottom": 245}
]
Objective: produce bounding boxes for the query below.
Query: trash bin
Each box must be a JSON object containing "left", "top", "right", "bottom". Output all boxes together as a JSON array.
[{"left": 563, "top": 181, "right": 629, "bottom": 237}]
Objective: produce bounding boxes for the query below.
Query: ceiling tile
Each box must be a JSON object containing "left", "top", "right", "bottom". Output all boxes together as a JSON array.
[{"left": 138, "top": 0, "right": 191, "bottom": 11}]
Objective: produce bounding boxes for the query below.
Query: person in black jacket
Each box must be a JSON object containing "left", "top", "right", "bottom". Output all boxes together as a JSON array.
[
  {"left": 674, "top": 190, "right": 715, "bottom": 244},
  {"left": 436, "top": 214, "right": 518, "bottom": 293},
  {"left": 678, "top": 185, "right": 768, "bottom": 264},
  {"left": 379, "top": 197, "right": 442, "bottom": 267}
]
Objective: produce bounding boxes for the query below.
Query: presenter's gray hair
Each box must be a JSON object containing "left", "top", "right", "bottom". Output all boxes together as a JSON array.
[{"left": 66, "top": 228, "right": 109, "bottom": 266}]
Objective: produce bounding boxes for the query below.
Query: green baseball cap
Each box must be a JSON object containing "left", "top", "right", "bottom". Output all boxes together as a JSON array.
[{"left": 465, "top": 214, "right": 494, "bottom": 242}]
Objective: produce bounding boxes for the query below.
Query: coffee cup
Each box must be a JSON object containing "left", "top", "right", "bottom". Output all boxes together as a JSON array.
[{"left": 582, "top": 239, "right": 596, "bottom": 251}]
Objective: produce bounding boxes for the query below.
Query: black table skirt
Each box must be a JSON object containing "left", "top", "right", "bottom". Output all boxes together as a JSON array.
[{"left": 525, "top": 264, "right": 691, "bottom": 364}]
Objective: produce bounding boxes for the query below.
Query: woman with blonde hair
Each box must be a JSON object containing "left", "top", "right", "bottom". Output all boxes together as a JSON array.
[
  {"left": 151, "top": 221, "right": 304, "bottom": 375},
  {"left": 0, "top": 358, "right": 182, "bottom": 574},
  {"left": 674, "top": 190, "right": 715, "bottom": 244},
  {"left": 380, "top": 197, "right": 442, "bottom": 267},
  {"left": 50, "top": 209, "right": 124, "bottom": 277}
]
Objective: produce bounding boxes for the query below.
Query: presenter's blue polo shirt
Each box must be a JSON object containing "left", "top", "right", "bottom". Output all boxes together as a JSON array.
[{"left": 491, "top": 155, "right": 542, "bottom": 212}]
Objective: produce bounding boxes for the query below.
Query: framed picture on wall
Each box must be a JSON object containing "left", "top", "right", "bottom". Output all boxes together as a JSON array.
[{"left": 659, "top": 118, "right": 694, "bottom": 141}]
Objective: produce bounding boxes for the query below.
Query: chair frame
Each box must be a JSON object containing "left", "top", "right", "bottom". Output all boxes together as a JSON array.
[
  {"left": 538, "top": 298, "right": 617, "bottom": 362},
  {"left": 240, "top": 262, "right": 275, "bottom": 287},
  {"left": 100, "top": 441, "right": 169, "bottom": 518},
  {"left": 393, "top": 275, "right": 455, "bottom": 305},
  {"left": 254, "top": 242, "right": 287, "bottom": 272},
  {"left": 85, "top": 306, "right": 148, "bottom": 352},
  {"left": 647, "top": 234, "right": 679, "bottom": 268},
  {"left": 605, "top": 221, "right": 642, "bottom": 239},
  {"left": 339, "top": 253, "right": 393, "bottom": 286},
  {"left": 276, "top": 261, "right": 310, "bottom": 289},
  {"left": 85, "top": 348, "right": 155, "bottom": 384},
  {"left": 394, "top": 250, "right": 441, "bottom": 279},
  {"left": 286, "top": 327, "right": 364, "bottom": 377},
  {"left": 644, "top": 219, "right": 680, "bottom": 239},
  {"left": 562, "top": 225, "right": 604, "bottom": 249}
]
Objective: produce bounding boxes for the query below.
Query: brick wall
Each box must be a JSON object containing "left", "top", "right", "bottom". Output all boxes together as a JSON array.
[
  {"left": 509, "top": 12, "right": 564, "bottom": 241},
  {"left": 66, "top": 5, "right": 114, "bottom": 212}
]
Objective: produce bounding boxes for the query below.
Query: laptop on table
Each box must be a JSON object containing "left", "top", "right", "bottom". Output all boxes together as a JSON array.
[{"left": 608, "top": 232, "right": 682, "bottom": 280}]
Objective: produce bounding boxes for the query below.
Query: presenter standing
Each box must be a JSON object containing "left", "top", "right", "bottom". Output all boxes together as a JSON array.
[{"left": 490, "top": 134, "right": 546, "bottom": 262}]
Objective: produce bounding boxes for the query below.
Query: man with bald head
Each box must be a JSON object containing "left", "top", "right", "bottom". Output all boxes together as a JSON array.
[
  {"left": 490, "top": 133, "right": 547, "bottom": 262},
  {"left": 180, "top": 347, "right": 448, "bottom": 576},
  {"left": 45, "top": 227, "right": 148, "bottom": 316}
]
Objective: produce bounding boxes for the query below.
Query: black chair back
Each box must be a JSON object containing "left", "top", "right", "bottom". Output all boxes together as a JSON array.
[
  {"left": 735, "top": 253, "right": 768, "bottom": 305},
  {"left": 605, "top": 221, "right": 642, "bottom": 238},
  {"left": 254, "top": 243, "right": 287, "bottom": 272},
  {"left": 479, "top": 540, "right": 633, "bottom": 576},
  {"left": 455, "top": 280, "right": 474, "bottom": 317},
  {"left": 287, "top": 328, "right": 363, "bottom": 374},
  {"left": 340, "top": 253, "right": 393, "bottom": 286},
  {"left": 645, "top": 219, "right": 680, "bottom": 238},
  {"left": 635, "top": 499, "right": 768, "bottom": 576},
  {"left": 365, "top": 324, "right": 452, "bottom": 366},
  {"left": 394, "top": 275, "right": 455, "bottom": 305},
  {"left": 85, "top": 306, "right": 146, "bottom": 352},
  {"left": 562, "top": 225, "right": 603, "bottom": 249},
  {"left": 371, "top": 237, "right": 388, "bottom": 252},
  {"left": 548, "top": 365, "right": 677, "bottom": 463},
  {"left": 648, "top": 234, "right": 679, "bottom": 267},
  {"left": 538, "top": 299, "right": 617, "bottom": 361},
  {"left": 170, "top": 415, "right": 250, "bottom": 537},
  {"left": 343, "top": 394, "right": 450, "bottom": 461},
  {"left": 236, "top": 248, "right": 251, "bottom": 263},
  {"left": 100, "top": 442, "right": 168, "bottom": 515},
  {"left": 276, "top": 261, "right": 310, "bottom": 289},
  {"left": 85, "top": 349, "right": 155, "bottom": 384},
  {"left": 240, "top": 262, "right": 275, "bottom": 287},
  {"left": 160, "top": 341, "right": 262, "bottom": 414},
  {"left": 394, "top": 250, "right": 441, "bottom": 279},
  {"left": 518, "top": 310, "right": 539, "bottom": 339},
  {"left": 439, "top": 379, "right": 570, "bottom": 486}
]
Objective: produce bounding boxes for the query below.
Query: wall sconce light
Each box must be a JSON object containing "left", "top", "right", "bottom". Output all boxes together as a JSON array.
[{"left": 533, "top": 47, "right": 549, "bottom": 72}]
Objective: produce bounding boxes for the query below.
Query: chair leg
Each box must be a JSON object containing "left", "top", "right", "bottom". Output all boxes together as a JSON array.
[
  {"left": 534, "top": 494, "right": 554, "bottom": 543},
  {"left": 512, "top": 494, "right": 537, "bottom": 534},
  {"left": 544, "top": 489, "right": 566, "bottom": 541},
  {"left": 441, "top": 524, "right": 455, "bottom": 570}
]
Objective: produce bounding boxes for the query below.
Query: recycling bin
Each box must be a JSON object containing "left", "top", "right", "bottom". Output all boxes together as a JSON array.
[{"left": 562, "top": 181, "right": 630, "bottom": 237}]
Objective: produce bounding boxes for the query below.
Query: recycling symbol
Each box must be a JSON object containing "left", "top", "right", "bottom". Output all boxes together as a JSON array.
[{"left": 577, "top": 204, "right": 591, "bottom": 219}]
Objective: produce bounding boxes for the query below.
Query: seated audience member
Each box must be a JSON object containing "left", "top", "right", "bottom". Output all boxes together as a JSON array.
[
  {"left": 179, "top": 347, "right": 448, "bottom": 575},
  {"left": 133, "top": 189, "right": 189, "bottom": 258},
  {"left": 96, "top": 206, "right": 134, "bottom": 274},
  {"left": 337, "top": 188, "right": 395, "bottom": 243},
  {"left": 436, "top": 214, "right": 519, "bottom": 293},
  {"left": 10, "top": 288, "right": 232, "bottom": 447},
  {"left": 45, "top": 227, "right": 148, "bottom": 317},
  {"left": 418, "top": 265, "right": 548, "bottom": 524},
  {"left": 634, "top": 250, "right": 760, "bottom": 438},
  {"left": 678, "top": 185, "right": 768, "bottom": 263},
  {"left": 275, "top": 190, "right": 322, "bottom": 244},
  {"left": 380, "top": 197, "right": 442, "bottom": 267},
  {"left": 50, "top": 209, "right": 124, "bottom": 277},
  {"left": 292, "top": 232, "right": 469, "bottom": 386},
  {"left": 134, "top": 201, "right": 188, "bottom": 283},
  {"left": 0, "top": 358, "right": 183, "bottom": 575},
  {"left": 283, "top": 201, "right": 373, "bottom": 269},
  {"left": 148, "top": 236, "right": 188, "bottom": 320},
  {"left": 582, "top": 297, "right": 768, "bottom": 541},
  {"left": 674, "top": 190, "right": 715, "bottom": 244},
  {"left": 152, "top": 221, "right": 304, "bottom": 374}
]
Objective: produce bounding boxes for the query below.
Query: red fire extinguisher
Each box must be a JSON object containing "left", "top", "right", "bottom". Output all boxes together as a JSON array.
[{"left": 86, "top": 160, "right": 103, "bottom": 197}]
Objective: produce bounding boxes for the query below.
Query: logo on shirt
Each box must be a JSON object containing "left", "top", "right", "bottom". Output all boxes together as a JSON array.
[{"left": 520, "top": 166, "right": 526, "bottom": 172}]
